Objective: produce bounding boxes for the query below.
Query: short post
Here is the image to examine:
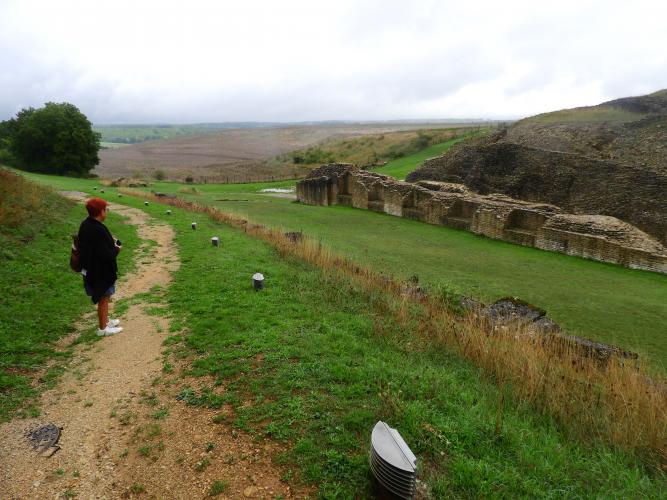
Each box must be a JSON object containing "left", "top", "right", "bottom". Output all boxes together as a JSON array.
[
  {"left": 211, "top": 237, "right": 219, "bottom": 247},
  {"left": 144, "top": 201, "right": 149, "bottom": 206},
  {"left": 192, "top": 222, "right": 197, "bottom": 230},
  {"left": 252, "top": 273, "right": 264, "bottom": 291},
  {"left": 166, "top": 209, "right": 172, "bottom": 215}
]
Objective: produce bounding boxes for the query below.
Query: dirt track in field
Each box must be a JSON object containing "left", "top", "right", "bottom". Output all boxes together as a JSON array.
[{"left": 0, "top": 198, "right": 309, "bottom": 499}]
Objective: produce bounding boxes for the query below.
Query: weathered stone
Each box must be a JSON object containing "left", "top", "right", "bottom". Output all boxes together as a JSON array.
[
  {"left": 297, "top": 164, "right": 667, "bottom": 273},
  {"left": 408, "top": 140, "right": 667, "bottom": 246}
]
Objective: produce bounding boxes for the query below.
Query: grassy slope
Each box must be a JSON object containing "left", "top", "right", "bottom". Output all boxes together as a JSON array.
[
  {"left": 0, "top": 170, "right": 140, "bottom": 420},
  {"left": 20, "top": 172, "right": 667, "bottom": 368},
  {"left": 97, "top": 194, "right": 665, "bottom": 497},
  {"left": 271, "top": 128, "right": 479, "bottom": 171},
  {"left": 372, "top": 136, "right": 468, "bottom": 179}
]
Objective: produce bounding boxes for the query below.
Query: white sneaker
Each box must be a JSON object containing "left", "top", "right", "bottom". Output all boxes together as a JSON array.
[
  {"left": 107, "top": 318, "right": 121, "bottom": 328},
  {"left": 97, "top": 325, "right": 123, "bottom": 336}
]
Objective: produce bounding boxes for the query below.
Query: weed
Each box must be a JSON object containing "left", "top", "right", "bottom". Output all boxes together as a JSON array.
[
  {"left": 145, "top": 423, "right": 162, "bottom": 438},
  {"left": 129, "top": 483, "right": 146, "bottom": 494},
  {"left": 119, "top": 411, "right": 137, "bottom": 426},
  {"left": 205, "top": 442, "right": 215, "bottom": 452},
  {"left": 119, "top": 448, "right": 128, "bottom": 458},
  {"left": 141, "top": 391, "right": 159, "bottom": 406},
  {"left": 281, "top": 469, "right": 293, "bottom": 483},
  {"left": 207, "top": 480, "right": 229, "bottom": 496},
  {"left": 152, "top": 407, "right": 169, "bottom": 420},
  {"left": 138, "top": 444, "right": 151, "bottom": 457},
  {"left": 195, "top": 458, "right": 211, "bottom": 472}
]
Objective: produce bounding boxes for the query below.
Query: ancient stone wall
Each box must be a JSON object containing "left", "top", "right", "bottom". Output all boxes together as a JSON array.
[
  {"left": 297, "top": 164, "right": 667, "bottom": 274},
  {"left": 407, "top": 141, "right": 667, "bottom": 246}
]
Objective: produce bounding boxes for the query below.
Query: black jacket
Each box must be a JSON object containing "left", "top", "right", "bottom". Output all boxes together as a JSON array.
[{"left": 78, "top": 216, "right": 118, "bottom": 303}]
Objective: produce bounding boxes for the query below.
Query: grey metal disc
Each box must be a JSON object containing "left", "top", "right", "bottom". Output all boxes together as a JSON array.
[{"left": 371, "top": 421, "right": 417, "bottom": 473}]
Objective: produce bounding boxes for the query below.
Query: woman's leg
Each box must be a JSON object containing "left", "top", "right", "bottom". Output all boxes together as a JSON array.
[{"left": 98, "top": 296, "right": 109, "bottom": 329}]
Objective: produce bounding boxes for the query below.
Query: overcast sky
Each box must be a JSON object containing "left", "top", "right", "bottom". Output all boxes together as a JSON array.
[{"left": 1, "top": 0, "right": 666, "bottom": 124}]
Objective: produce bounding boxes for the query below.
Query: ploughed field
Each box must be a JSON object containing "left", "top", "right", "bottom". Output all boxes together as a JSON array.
[
  {"left": 22, "top": 171, "right": 667, "bottom": 369},
  {"left": 96, "top": 123, "right": 472, "bottom": 183}
]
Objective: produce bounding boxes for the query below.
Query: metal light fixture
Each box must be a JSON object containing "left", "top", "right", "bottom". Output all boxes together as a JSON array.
[
  {"left": 370, "top": 421, "right": 417, "bottom": 499},
  {"left": 252, "top": 273, "right": 264, "bottom": 291}
]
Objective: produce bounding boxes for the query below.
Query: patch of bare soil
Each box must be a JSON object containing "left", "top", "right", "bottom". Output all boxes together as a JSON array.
[{"left": 0, "top": 201, "right": 309, "bottom": 499}]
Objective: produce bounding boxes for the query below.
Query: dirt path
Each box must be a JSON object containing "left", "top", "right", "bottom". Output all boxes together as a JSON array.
[{"left": 0, "top": 200, "right": 305, "bottom": 499}]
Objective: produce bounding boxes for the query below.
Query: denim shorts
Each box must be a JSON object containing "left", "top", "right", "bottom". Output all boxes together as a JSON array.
[{"left": 83, "top": 278, "right": 116, "bottom": 298}]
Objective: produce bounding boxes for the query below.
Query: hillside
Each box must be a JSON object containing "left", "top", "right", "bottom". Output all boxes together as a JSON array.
[
  {"left": 504, "top": 88, "right": 667, "bottom": 173},
  {"left": 407, "top": 89, "right": 667, "bottom": 243},
  {"left": 269, "top": 127, "right": 480, "bottom": 171}
]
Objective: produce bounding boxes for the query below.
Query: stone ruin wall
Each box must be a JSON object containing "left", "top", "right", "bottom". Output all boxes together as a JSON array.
[{"left": 296, "top": 164, "right": 667, "bottom": 274}]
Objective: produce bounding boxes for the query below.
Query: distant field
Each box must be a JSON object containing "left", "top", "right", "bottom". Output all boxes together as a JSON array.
[
  {"left": 100, "top": 141, "right": 131, "bottom": 149},
  {"left": 270, "top": 127, "right": 482, "bottom": 173},
  {"left": 95, "top": 123, "right": 483, "bottom": 182},
  {"left": 95, "top": 124, "right": 242, "bottom": 144},
  {"left": 20, "top": 170, "right": 667, "bottom": 369}
]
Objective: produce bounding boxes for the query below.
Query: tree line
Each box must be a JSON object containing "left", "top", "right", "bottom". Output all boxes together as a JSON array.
[{"left": 0, "top": 102, "right": 100, "bottom": 176}]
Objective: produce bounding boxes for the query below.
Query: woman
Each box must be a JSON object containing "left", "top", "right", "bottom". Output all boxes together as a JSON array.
[{"left": 78, "top": 197, "right": 123, "bottom": 336}]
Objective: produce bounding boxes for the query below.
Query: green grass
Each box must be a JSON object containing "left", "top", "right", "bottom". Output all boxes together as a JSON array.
[
  {"left": 19, "top": 169, "right": 667, "bottom": 369},
  {"left": 110, "top": 194, "right": 664, "bottom": 497},
  {"left": 0, "top": 169, "right": 140, "bottom": 420},
  {"left": 372, "top": 136, "right": 468, "bottom": 179}
]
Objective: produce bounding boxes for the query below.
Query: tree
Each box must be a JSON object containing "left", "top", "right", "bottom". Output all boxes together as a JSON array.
[{"left": 6, "top": 102, "right": 100, "bottom": 176}]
